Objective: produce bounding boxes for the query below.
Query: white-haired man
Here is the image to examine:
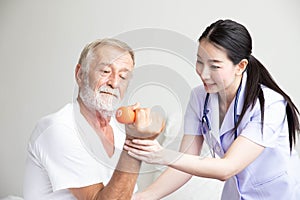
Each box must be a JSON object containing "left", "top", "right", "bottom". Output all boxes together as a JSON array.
[{"left": 24, "top": 38, "right": 165, "bottom": 200}]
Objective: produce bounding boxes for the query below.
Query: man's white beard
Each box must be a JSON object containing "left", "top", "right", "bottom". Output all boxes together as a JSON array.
[{"left": 79, "top": 84, "right": 121, "bottom": 118}]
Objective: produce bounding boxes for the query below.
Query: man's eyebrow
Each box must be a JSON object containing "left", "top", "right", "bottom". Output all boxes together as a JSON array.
[
  {"left": 98, "top": 62, "right": 111, "bottom": 66},
  {"left": 93, "top": 62, "right": 109, "bottom": 68},
  {"left": 119, "top": 68, "right": 131, "bottom": 72},
  {"left": 96, "top": 63, "right": 132, "bottom": 72}
]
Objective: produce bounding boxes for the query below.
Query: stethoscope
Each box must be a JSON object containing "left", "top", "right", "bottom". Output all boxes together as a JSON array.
[{"left": 201, "top": 81, "right": 242, "bottom": 156}]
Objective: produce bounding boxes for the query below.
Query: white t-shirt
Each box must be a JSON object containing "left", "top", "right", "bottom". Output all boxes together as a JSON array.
[{"left": 23, "top": 102, "right": 128, "bottom": 200}]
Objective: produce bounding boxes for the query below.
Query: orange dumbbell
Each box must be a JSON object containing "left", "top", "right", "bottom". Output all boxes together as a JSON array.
[{"left": 115, "top": 106, "right": 135, "bottom": 124}]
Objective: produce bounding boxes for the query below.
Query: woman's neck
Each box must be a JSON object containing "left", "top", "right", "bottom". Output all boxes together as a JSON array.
[
  {"left": 218, "top": 76, "right": 243, "bottom": 111},
  {"left": 218, "top": 75, "right": 242, "bottom": 126}
]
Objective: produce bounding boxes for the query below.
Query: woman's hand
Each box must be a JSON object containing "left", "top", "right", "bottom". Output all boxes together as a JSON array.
[{"left": 124, "top": 139, "right": 179, "bottom": 165}]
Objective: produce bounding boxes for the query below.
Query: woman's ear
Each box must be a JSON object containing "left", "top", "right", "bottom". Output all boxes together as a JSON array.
[{"left": 236, "top": 59, "right": 248, "bottom": 75}]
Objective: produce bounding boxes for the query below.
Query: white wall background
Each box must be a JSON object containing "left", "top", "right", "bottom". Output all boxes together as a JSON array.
[{"left": 0, "top": 0, "right": 300, "bottom": 198}]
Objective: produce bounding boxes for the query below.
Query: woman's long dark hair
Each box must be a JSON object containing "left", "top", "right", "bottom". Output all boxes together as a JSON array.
[{"left": 199, "top": 19, "right": 299, "bottom": 151}]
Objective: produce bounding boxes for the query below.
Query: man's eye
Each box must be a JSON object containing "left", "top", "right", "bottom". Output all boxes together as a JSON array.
[
  {"left": 210, "top": 65, "right": 220, "bottom": 69},
  {"left": 101, "top": 69, "right": 111, "bottom": 74},
  {"left": 120, "top": 72, "right": 132, "bottom": 80},
  {"left": 98, "top": 69, "right": 111, "bottom": 78},
  {"left": 197, "top": 60, "right": 203, "bottom": 65},
  {"left": 120, "top": 73, "right": 128, "bottom": 80}
]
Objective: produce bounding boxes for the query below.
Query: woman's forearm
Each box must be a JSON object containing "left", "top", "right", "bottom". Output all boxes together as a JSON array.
[{"left": 169, "top": 154, "right": 234, "bottom": 181}]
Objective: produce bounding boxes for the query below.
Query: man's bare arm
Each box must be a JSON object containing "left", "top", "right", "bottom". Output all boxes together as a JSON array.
[
  {"left": 69, "top": 149, "right": 141, "bottom": 200},
  {"left": 69, "top": 106, "right": 165, "bottom": 200}
]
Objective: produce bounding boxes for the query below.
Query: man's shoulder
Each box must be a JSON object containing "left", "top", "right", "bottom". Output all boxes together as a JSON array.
[{"left": 30, "top": 103, "right": 75, "bottom": 143}]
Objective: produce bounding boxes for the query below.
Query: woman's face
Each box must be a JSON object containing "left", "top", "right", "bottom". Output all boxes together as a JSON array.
[{"left": 196, "top": 39, "right": 241, "bottom": 95}]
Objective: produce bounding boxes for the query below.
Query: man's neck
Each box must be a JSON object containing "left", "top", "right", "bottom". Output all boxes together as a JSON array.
[
  {"left": 77, "top": 97, "right": 111, "bottom": 130},
  {"left": 77, "top": 97, "right": 115, "bottom": 157}
]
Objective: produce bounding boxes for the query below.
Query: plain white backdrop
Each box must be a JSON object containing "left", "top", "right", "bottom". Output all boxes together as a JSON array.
[{"left": 0, "top": 0, "right": 300, "bottom": 198}]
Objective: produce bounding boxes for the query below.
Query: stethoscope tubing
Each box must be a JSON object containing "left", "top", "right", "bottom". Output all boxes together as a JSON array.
[{"left": 202, "top": 81, "right": 242, "bottom": 140}]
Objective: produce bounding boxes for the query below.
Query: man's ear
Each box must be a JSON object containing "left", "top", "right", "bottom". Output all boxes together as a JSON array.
[
  {"left": 236, "top": 59, "right": 248, "bottom": 75},
  {"left": 75, "top": 64, "right": 84, "bottom": 85}
]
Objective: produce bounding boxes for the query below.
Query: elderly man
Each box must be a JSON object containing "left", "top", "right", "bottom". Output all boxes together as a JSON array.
[{"left": 24, "top": 38, "right": 165, "bottom": 200}]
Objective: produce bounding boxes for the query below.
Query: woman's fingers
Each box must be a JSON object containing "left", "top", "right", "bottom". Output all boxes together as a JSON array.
[
  {"left": 124, "top": 144, "right": 151, "bottom": 158},
  {"left": 131, "top": 139, "right": 156, "bottom": 145},
  {"left": 123, "top": 138, "right": 166, "bottom": 164},
  {"left": 124, "top": 140, "right": 158, "bottom": 152},
  {"left": 125, "top": 145, "right": 160, "bottom": 164},
  {"left": 125, "top": 139, "right": 180, "bottom": 165},
  {"left": 125, "top": 139, "right": 162, "bottom": 152}
]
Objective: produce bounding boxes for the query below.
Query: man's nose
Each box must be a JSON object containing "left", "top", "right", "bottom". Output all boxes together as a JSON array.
[{"left": 107, "top": 72, "right": 119, "bottom": 88}]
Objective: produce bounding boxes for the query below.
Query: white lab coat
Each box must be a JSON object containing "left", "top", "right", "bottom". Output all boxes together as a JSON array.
[{"left": 184, "top": 73, "right": 300, "bottom": 199}]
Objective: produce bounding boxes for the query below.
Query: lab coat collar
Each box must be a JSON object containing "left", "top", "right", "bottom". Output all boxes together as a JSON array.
[
  {"left": 207, "top": 72, "right": 247, "bottom": 138},
  {"left": 207, "top": 93, "right": 221, "bottom": 143}
]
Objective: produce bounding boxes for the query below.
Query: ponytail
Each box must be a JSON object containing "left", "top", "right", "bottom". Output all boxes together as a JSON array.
[{"left": 236, "top": 55, "right": 300, "bottom": 151}]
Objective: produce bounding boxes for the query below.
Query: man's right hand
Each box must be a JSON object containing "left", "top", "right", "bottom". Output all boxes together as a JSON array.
[{"left": 124, "top": 103, "right": 166, "bottom": 140}]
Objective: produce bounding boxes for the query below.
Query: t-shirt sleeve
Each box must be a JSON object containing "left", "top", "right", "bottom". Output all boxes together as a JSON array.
[
  {"left": 184, "top": 87, "right": 203, "bottom": 135},
  {"left": 35, "top": 123, "right": 107, "bottom": 191},
  {"left": 240, "top": 91, "right": 287, "bottom": 148}
]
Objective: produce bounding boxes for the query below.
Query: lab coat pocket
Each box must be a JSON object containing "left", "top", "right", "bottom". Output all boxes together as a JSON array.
[{"left": 253, "top": 171, "right": 293, "bottom": 199}]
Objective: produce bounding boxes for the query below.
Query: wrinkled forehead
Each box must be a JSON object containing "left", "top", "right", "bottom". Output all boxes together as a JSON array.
[{"left": 92, "top": 45, "right": 134, "bottom": 67}]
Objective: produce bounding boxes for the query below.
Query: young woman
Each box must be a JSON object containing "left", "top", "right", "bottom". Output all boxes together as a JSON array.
[{"left": 124, "top": 19, "right": 300, "bottom": 199}]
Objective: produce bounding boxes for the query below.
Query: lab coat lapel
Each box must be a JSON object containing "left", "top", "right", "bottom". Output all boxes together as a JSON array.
[
  {"left": 219, "top": 72, "right": 247, "bottom": 137},
  {"left": 209, "top": 93, "right": 221, "bottom": 143},
  {"left": 219, "top": 100, "right": 235, "bottom": 137}
]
